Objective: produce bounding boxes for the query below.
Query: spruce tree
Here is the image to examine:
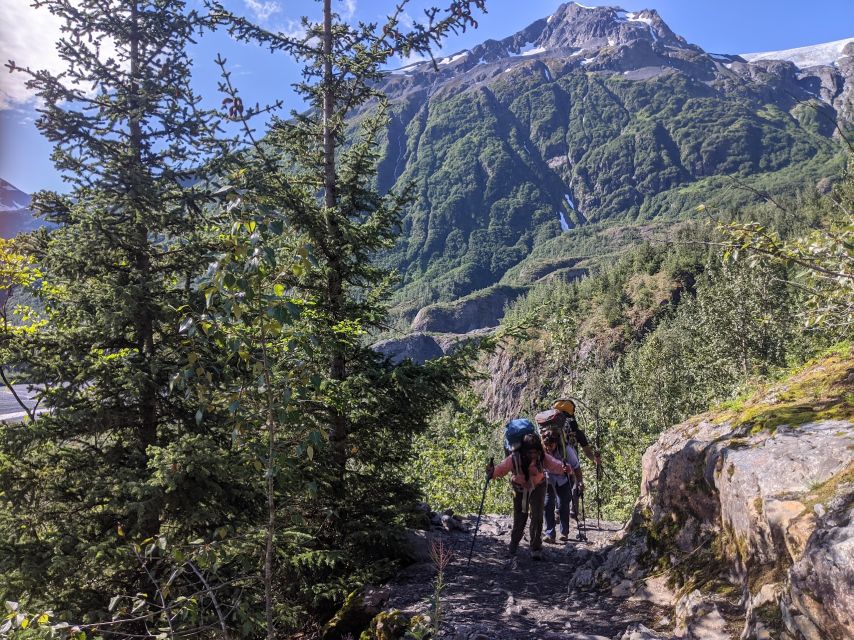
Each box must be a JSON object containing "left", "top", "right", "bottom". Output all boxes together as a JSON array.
[
  {"left": 213, "top": 0, "right": 486, "bottom": 484},
  {"left": 178, "top": 0, "right": 487, "bottom": 630},
  {"left": 0, "top": 0, "right": 252, "bottom": 620}
]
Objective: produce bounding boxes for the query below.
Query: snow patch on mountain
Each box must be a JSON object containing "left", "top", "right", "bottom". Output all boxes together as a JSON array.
[
  {"left": 520, "top": 46, "right": 547, "bottom": 57},
  {"left": 741, "top": 37, "right": 854, "bottom": 69},
  {"left": 438, "top": 51, "right": 469, "bottom": 65},
  {"left": 0, "top": 179, "right": 31, "bottom": 212}
]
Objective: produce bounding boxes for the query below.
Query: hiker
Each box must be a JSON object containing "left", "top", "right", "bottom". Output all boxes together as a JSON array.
[
  {"left": 536, "top": 399, "right": 602, "bottom": 531},
  {"left": 541, "top": 431, "right": 582, "bottom": 543},
  {"left": 486, "top": 432, "right": 574, "bottom": 560},
  {"left": 553, "top": 398, "right": 602, "bottom": 468},
  {"left": 552, "top": 399, "right": 601, "bottom": 523}
]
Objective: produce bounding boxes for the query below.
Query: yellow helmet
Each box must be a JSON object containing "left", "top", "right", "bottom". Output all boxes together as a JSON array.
[{"left": 553, "top": 398, "right": 575, "bottom": 416}]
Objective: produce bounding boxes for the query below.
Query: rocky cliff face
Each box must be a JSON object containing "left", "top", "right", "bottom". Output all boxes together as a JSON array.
[
  {"left": 570, "top": 346, "right": 854, "bottom": 639},
  {"left": 475, "top": 340, "right": 548, "bottom": 423}
]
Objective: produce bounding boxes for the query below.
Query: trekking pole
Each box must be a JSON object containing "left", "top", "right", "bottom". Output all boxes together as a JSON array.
[
  {"left": 580, "top": 489, "right": 588, "bottom": 540},
  {"left": 595, "top": 414, "right": 602, "bottom": 531},
  {"left": 575, "top": 484, "right": 588, "bottom": 542},
  {"left": 467, "top": 457, "right": 494, "bottom": 567}
]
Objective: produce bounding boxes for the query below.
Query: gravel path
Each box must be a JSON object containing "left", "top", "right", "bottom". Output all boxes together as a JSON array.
[{"left": 386, "top": 514, "right": 672, "bottom": 639}]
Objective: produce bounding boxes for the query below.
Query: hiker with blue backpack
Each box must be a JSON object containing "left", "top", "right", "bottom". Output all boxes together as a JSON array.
[{"left": 486, "top": 419, "right": 576, "bottom": 560}]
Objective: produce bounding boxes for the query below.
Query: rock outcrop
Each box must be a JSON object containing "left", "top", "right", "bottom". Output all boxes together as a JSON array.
[
  {"left": 373, "top": 333, "right": 446, "bottom": 365},
  {"left": 410, "top": 286, "right": 527, "bottom": 334}
]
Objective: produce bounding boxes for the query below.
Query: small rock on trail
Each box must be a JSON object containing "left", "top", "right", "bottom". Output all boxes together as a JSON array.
[{"left": 388, "top": 514, "right": 673, "bottom": 639}]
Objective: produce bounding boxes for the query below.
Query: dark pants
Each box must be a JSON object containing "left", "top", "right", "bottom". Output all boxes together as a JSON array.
[
  {"left": 568, "top": 475, "right": 580, "bottom": 521},
  {"left": 511, "top": 482, "right": 547, "bottom": 551},
  {"left": 544, "top": 481, "right": 572, "bottom": 537}
]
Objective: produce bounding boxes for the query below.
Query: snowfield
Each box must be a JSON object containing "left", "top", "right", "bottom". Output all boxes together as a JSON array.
[{"left": 741, "top": 37, "right": 854, "bottom": 69}]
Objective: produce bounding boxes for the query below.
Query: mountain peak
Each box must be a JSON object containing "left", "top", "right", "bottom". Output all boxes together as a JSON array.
[
  {"left": 540, "top": 2, "right": 685, "bottom": 51},
  {"left": 0, "top": 179, "right": 40, "bottom": 239},
  {"left": 0, "top": 179, "right": 31, "bottom": 213},
  {"left": 385, "top": 2, "right": 699, "bottom": 79}
]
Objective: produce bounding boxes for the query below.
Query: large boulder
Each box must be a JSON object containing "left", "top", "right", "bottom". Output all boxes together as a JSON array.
[{"left": 622, "top": 347, "right": 854, "bottom": 639}]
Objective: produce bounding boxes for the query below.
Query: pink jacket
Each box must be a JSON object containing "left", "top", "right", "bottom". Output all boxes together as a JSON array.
[{"left": 492, "top": 453, "right": 566, "bottom": 490}]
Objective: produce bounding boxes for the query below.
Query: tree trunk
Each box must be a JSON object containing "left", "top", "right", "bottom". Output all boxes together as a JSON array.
[
  {"left": 322, "top": 0, "right": 349, "bottom": 496},
  {"left": 261, "top": 324, "right": 277, "bottom": 640},
  {"left": 129, "top": 0, "right": 159, "bottom": 535}
]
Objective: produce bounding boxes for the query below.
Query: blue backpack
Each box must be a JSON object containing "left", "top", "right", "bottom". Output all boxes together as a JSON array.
[{"left": 503, "top": 418, "right": 536, "bottom": 455}]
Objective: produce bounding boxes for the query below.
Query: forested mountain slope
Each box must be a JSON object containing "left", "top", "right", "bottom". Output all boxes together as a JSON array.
[{"left": 370, "top": 2, "right": 853, "bottom": 320}]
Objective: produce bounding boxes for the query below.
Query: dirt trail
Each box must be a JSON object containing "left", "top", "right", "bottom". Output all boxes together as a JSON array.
[{"left": 387, "top": 514, "right": 671, "bottom": 639}]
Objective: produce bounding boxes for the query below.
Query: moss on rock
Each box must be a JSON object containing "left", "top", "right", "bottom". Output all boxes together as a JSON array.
[
  {"left": 704, "top": 343, "right": 854, "bottom": 434},
  {"left": 359, "top": 610, "right": 411, "bottom": 640}
]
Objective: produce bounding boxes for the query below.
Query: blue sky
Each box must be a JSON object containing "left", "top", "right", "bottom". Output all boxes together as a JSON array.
[{"left": 1, "top": 0, "right": 853, "bottom": 194}]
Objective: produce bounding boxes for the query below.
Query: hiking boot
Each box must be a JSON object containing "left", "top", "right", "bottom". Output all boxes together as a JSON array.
[
  {"left": 531, "top": 549, "right": 543, "bottom": 561},
  {"left": 544, "top": 534, "right": 556, "bottom": 544},
  {"left": 559, "top": 532, "right": 569, "bottom": 541},
  {"left": 508, "top": 541, "right": 518, "bottom": 555}
]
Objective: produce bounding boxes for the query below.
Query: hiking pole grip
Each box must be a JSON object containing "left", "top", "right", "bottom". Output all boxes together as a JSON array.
[{"left": 467, "top": 457, "right": 493, "bottom": 568}]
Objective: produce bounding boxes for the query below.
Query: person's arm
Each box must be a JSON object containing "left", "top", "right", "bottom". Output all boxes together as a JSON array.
[
  {"left": 488, "top": 455, "right": 513, "bottom": 479},
  {"left": 576, "top": 428, "right": 601, "bottom": 466},
  {"left": 582, "top": 445, "right": 601, "bottom": 466},
  {"left": 544, "top": 453, "right": 567, "bottom": 475},
  {"left": 564, "top": 445, "right": 580, "bottom": 470}
]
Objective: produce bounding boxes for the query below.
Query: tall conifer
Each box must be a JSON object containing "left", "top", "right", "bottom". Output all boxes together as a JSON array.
[
  {"left": 0, "top": 0, "right": 251, "bottom": 617},
  {"left": 188, "top": 0, "right": 487, "bottom": 629}
]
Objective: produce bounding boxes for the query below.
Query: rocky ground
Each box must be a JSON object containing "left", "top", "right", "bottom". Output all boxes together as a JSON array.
[{"left": 388, "top": 514, "right": 672, "bottom": 640}]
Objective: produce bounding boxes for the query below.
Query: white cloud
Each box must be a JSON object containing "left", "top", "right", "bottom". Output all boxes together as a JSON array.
[
  {"left": 340, "top": 0, "right": 356, "bottom": 20},
  {"left": 269, "top": 17, "right": 308, "bottom": 41},
  {"left": 399, "top": 11, "right": 414, "bottom": 29},
  {"left": 396, "top": 50, "right": 430, "bottom": 67},
  {"left": 0, "top": 1, "right": 125, "bottom": 110},
  {"left": 0, "top": 0, "right": 65, "bottom": 108},
  {"left": 243, "top": 0, "right": 281, "bottom": 23}
]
